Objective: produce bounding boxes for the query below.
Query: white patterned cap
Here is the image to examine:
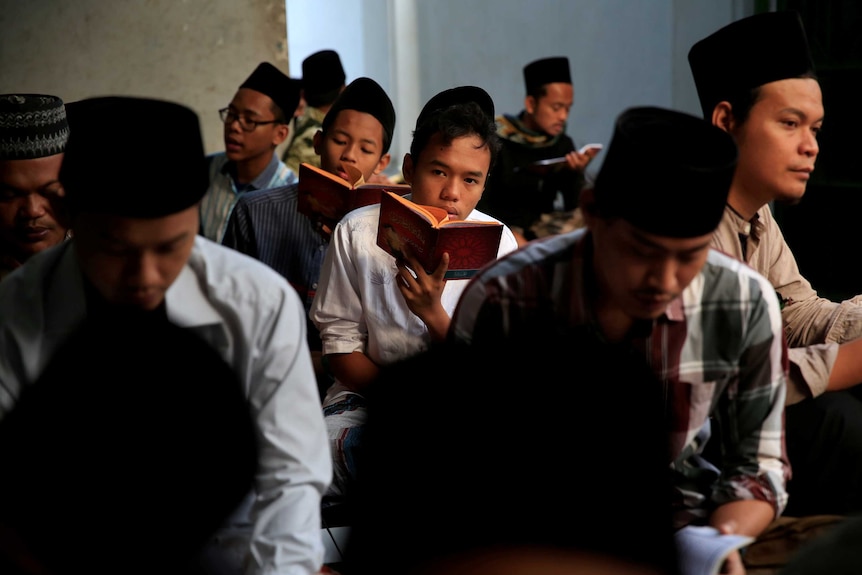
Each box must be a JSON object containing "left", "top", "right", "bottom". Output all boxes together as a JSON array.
[{"left": 0, "top": 93, "right": 69, "bottom": 160}]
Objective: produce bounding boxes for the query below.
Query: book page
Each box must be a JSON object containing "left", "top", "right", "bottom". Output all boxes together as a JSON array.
[{"left": 385, "top": 192, "right": 447, "bottom": 227}]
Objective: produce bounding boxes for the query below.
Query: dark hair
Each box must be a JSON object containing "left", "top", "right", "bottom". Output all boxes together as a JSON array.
[
  {"left": 727, "top": 70, "right": 818, "bottom": 125},
  {"left": 267, "top": 100, "right": 288, "bottom": 124},
  {"left": 526, "top": 83, "right": 549, "bottom": 100},
  {"left": 409, "top": 101, "right": 501, "bottom": 173},
  {"left": 322, "top": 108, "right": 393, "bottom": 155}
]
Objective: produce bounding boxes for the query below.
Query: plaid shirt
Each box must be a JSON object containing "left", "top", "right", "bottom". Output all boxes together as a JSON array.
[{"left": 450, "top": 228, "right": 791, "bottom": 527}]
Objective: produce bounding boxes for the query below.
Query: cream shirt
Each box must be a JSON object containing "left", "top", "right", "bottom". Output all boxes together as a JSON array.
[{"left": 712, "top": 205, "right": 862, "bottom": 403}]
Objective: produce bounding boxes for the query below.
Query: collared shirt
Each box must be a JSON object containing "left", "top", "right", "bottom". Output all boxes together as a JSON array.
[
  {"left": 712, "top": 205, "right": 862, "bottom": 403},
  {"left": 449, "top": 228, "right": 790, "bottom": 528},
  {"left": 283, "top": 106, "right": 326, "bottom": 175},
  {"left": 0, "top": 236, "right": 331, "bottom": 575},
  {"left": 310, "top": 202, "right": 519, "bottom": 399},
  {"left": 200, "top": 152, "right": 298, "bottom": 243},
  {"left": 222, "top": 182, "right": 327, "bottom": 350}
]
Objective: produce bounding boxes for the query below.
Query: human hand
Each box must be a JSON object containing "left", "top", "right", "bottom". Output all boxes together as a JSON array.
[
  {"left": 366, "top": 172, "right": 393, "bottom": 184},
  {"left": 394, "top": 250, "right": 450, "bottom": 340},
  {"left": 719, "top": 549, "right": 746, "bottom": 575},
  {"left": 563, "top": 147, "right": 597, "bottom": 172},
  {"left": 717, "top": 521, "right": 747, "bottom": 575}
]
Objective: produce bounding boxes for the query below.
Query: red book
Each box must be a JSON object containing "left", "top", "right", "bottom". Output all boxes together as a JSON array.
[
  {"left": 297, "top": 162, "right": 410, "bottom": 230},
  {"left": 376, "top": 191, "right": 503, "bottom": 280}
]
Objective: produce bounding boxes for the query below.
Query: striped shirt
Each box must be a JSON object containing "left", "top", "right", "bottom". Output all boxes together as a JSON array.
[
  {"left": 450, "top": 228, "right": 791, "bottom": 527},
  {"left": 200, "top": 152, "right": 298, "bottom": 244},
  {"left": 222, "top": 182, "right": 327, "bottom": 350}
]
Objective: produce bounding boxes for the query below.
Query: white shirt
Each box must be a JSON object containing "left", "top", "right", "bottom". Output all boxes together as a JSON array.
[
  {"left": 310, "top": 202, "right": 518, "bottom": 400},
  {"left": 0, "top": 236, "right": 331, "bottom": 575}
]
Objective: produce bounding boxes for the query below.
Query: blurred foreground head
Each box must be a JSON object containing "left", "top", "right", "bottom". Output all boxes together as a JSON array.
[
  {"left": 344, "top": 329, "right": 679, "bottom": 575},
  {"left": 0, "top": 314, "right": 258, "bottom": 575}
]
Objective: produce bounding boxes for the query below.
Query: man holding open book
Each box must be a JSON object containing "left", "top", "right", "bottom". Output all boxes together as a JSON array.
[
  {"left": 478, "top": 56, "right": 600, "bottom": 246},
  {"left": 309, "top": 85, "right": 518, "bottom": 505}
]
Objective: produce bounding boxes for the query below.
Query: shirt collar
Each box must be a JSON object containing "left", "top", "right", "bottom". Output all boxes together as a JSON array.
[{"left": 220, "top": 152, "right": 281, "bottom": 193}]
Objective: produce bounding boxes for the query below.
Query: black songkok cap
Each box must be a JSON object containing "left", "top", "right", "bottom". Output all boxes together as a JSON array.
[
  {"left": 523, "top": 56, "right": 572, "bottom": 93},
  {"left": 0, "top": 94, "right": 69, "bottom": 160},
  {"left": 415, "top": 86, "right": 495, "bottom": 130},
  {"left": 302, "top": 50, "right": 346, "bottom": 107},
  {"left": 688, "top": 11, "right": 815, "bottom": 118},
  {"left": 321, "top": 77, "right": 396, "bottom": 152},
  {"left": 240, "top": 62, "right": 301, "bottom": 120},
  {"left": 61, "top": 96, "right": 208, "bottom": 218},
  {"left": 593, "top": 106, "right": 737, "bottom": 238}
]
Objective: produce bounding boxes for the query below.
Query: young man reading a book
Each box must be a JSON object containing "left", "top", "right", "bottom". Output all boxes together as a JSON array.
[
  {"left": 222, "top": 76, "right": 396, "bottom": 398},
  {"left": 309, "top": 86, "right": 519, "bottom": 504},
  {"left": 689, "top": 10, "right": 862, "bottom": 521},
  {"left": 448, "top": 105, "right": 791, "bottom": 575},
  {"left": 478, "top": 56, "right": 600, "bottom": 246}
]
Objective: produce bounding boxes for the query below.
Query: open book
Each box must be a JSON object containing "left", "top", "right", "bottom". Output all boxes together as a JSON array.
[
  {"left": 376, "top": 191, "right": 504, "bottom": 280},
  {"left": 297, "top": 162, "right": 410, "bottom": 230},
  {"left": 516, "top": 143, "right": 604, "bottom": 175},
  {"left": 674, "top": 526, "right": 754, "bottom": 575}
]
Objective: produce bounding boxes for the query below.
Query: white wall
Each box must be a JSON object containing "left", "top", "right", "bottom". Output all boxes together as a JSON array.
[{"left": 285, "top": 0, "right": 752, "bottom": 180}]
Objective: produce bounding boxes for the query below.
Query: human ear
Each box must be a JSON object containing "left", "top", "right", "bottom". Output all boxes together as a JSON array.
[
  {"left": 312, "top": 130, "right": 324, "bottom": 155},
  {"left": 401, "top": 153, "right": 414, "bottom": 185},
  {"left": 375, "top": 153, "right": 392, "bottom": 175},
  {"left": 711, "top": 102, "right": 735, "bottom": 133}
]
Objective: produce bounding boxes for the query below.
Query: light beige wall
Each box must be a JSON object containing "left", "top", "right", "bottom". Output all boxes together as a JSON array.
[{"left": 0, "top": 0, "right": 290, "bottom": 154}]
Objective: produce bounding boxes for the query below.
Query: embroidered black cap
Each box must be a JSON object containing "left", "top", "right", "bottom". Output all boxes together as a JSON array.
[
  {"left": 61, "top": 96, "right": 208, "bottom": 218},
  {"left": 523, "top": 56, "right": 572, "bottom": 93},
  {"left": 688, "top": 11, "right": 815, "bottom": 118},
  {"left": 240, "top": 62, "right": 302, "bottom": 120},
  {"left": 0, "top": 94, "right": 69, "bottom": 160},
  {"left": 593, "top": 106, "right": 738, "bottom": 238}
]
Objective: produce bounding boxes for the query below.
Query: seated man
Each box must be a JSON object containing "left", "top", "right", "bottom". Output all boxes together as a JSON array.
[
  {"left": 223, "top": 76, "right": 396, "bottom": 398},
  {"left": 283, "top": 49, "right": 346, "bottom": 174},
  {"left": 0, "top": 96, "right": 330, "bottom": 575},
  {"left": 200, "top": 62, "right": 302, "bottom": 243},
  {"left": 450, "top": 105, "right": 791, "bottom": 575},
  {"left": 478, "top": 56, "right": 599, "bottom": 245},
  {"left": 0, "top": 93, "right": 70, "bottom": 281},
  {"left": 689, "top": 9, "right": 862, "bottom": 519},
  {"left": 309, "top": 86, "right": 519, "bottom": 505}
]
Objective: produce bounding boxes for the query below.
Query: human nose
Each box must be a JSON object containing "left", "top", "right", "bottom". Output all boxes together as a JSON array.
[
  {"left": 18, "top": 194, "right": 47, "bottom": 219},
  {"left": 125, "top": 251, "right": 160, "bottom": 285},
  {"left": 440, "top": 179, "right": 461, "bottom": 202},
  {"left": 647, "top": 258, "right": 678, "bottom": 293},
  {"left": 802, "top": 130, "right": 819, "bottom": 157},
  {"left": 340, "top": 143, "right": 358, "bottom": 164}
]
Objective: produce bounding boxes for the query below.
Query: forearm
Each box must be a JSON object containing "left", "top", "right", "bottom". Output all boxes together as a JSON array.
[
  {"left": 709, "top": 499, "right": 775, "bottom": 538},
  {"left": 327, "top": 351, "right": 381, "bottom": 393}
]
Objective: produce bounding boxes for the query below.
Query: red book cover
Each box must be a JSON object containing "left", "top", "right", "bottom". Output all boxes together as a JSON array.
[
  {"left": 297, "top": 163, "right": 409, "bottom": 230},
  {"left": 376, "top": 191, "right": 503, "bottom": 280}
]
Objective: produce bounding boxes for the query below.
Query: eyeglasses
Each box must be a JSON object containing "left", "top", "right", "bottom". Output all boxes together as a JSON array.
[{"left": 218, "top": 107, "right": 280, "bottom": 132}]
